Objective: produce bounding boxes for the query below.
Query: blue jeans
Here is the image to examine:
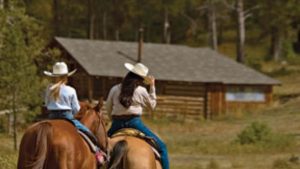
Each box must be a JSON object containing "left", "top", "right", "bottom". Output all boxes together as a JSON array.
[
  {"left": 48, "top": 111, "right": 92, "bottom": 136},
  {"left": 108, "top": 116, "right": 169, "bottom": 169}
]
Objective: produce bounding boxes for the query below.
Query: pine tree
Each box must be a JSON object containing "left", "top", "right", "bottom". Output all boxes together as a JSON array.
[{"left": 0, "top": 0, "right": 45, "bottom": 150}]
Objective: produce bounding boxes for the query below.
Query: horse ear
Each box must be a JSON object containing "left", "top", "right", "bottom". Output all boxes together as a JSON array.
[{"left": 94, "top": 97, "right": 104, "bottom": 112}]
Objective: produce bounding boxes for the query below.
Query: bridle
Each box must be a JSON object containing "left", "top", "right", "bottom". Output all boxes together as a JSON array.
[{"left": 93, "top": 109, "right": 110, "bottom": 165}]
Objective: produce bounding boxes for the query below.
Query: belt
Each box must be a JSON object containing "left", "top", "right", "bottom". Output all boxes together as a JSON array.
[
  {"left": 112, "top": 114, "right": 140, "bottom": 120},
  {"left": 48, "top": 110, "right": 71, "bottom": 114}
]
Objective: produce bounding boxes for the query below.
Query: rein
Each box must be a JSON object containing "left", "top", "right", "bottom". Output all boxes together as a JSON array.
[{"left": 93, "top": 110, "right": 110, "bottom": 163}]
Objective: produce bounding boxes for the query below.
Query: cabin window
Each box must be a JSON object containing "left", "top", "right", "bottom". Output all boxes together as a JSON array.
[{"left": 226, "top": 86, "right": 265, "bottom": 102}]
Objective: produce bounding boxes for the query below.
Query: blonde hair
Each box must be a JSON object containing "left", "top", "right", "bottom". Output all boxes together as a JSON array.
[{"left": 49, "top": 76, "right": 68, "bottom": 101}]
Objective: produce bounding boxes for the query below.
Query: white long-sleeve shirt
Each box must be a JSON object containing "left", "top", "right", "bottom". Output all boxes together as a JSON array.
[
  {"left": 45, "top": 84, "right": 80, "bottom": 115},
  {"left": 106, "top": 84, "right": 157, "bottom": 116}
]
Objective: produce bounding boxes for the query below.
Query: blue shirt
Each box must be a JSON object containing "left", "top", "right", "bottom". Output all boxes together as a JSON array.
[{"left": 45, "top": 84, "right": 80, "bottom": 115}]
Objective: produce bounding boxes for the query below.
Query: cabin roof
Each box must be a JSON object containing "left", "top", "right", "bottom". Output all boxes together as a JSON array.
[{"left": 54, "top": 37, "right": 280, "bottom": 85}]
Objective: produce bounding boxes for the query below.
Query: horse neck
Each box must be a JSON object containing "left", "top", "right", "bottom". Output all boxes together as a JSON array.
[
  {"left": 80, "top": 111, "right": 108, "bottom": 150},
  {"left": 80, "top": 112, "right": 95, "bottom": 131}
]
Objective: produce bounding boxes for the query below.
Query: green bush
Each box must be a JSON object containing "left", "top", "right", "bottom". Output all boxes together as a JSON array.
[
  {"left": 235, "top": 122, "right": 296, "bottom": 153},
  {"left": 206, "top": 159, "right": 220, "bottom": 169},
  {"left": 236, "top": 121, "right": 272, "bottom": 145}
]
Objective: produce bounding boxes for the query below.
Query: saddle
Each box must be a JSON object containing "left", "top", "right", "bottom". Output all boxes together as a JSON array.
[{"left": 111, "top": 128, "right": 161, "bottom": 160}]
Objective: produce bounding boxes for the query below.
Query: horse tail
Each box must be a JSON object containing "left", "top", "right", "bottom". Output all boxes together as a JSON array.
[
  {"left": 108, "top": 140, "right": 128, "bottom": 169},
  {"left": 17, "top": 122, "right": 52, "bottom": 169}
]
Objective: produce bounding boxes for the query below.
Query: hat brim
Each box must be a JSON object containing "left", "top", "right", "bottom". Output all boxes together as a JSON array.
[
  {"left": 124, "top": 63, "right": 147, "bottom": 78},
  {"left": 44, "top": 69, "right": 77, "bottom": 77}
]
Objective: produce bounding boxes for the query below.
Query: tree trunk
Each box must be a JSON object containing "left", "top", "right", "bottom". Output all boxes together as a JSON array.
[
  {"left": 208, "top": 3, "right": 218, "bottom": 51},
  {"left": 52, "top": 0, "right": 59, "bottom": 36},
  {"left": 3, "top": 0, "right": 9, "bottom": 10},
  {"left": 12, "top": 90, "right": 17, "bottom": 150},
  {"left": 270, "top": 27, "right": 282, "bottom": 61},
  {"left": 87, "top": 0, "right": 96, "bottom": 39},
  {"left": 236, "top": 0, "right": 245, "bottom": 63},
  {"left": 163, "top": 8, "right": 171, "bottom": 44},
  {"left": 115, "top": 29, "right": 120, "bottom": 41},
  {"left": 219, "top": 21, "right": 224, "bottom": 45},
  {"left": 102, "top": 11, "right": 107, "bottom": 40},
  {"left": 298, "top": 29, "right": 300, "bottom": 42}
]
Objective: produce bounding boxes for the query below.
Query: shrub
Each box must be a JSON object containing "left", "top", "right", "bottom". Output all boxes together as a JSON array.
[
  {"left": 236, "top": 121, "right": 272, "bottom": 145},
  {"left": 272, "top": 158, "right": 292, "bottom": 169},
  {"left": 206, "top": 159, "right": 220, "bottom": 169}
]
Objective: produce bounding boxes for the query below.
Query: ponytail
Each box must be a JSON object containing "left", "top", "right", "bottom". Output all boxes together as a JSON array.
[
  {"left": 49, "top": 76, "right": 67, "bottom": 101},
  {"left": 119, "top": 72, "right": 144, "bottom": 108}
]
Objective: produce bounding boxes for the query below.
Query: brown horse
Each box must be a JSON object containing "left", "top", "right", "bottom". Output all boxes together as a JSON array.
[
  {"left": 108, "top": 136, "right": 162, "bottom": 169},
  {"left": 17, "top": 100, "right": 108, "bottom": 169}
]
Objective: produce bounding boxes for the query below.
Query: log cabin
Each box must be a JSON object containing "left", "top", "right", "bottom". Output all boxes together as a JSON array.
[{"left": 47, "top": 37, "right": 280, "bottom": 119}]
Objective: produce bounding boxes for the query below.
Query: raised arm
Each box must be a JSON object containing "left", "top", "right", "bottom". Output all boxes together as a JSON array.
[{"left": 141, "top": 85, "right": 157, "bottom": 111}]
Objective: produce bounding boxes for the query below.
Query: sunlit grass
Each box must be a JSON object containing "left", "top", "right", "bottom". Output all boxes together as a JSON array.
[
  {"left": 0, "top": 134, "right": 18, "bottom": 169},
  {"left": 1, "top": 57, "right": 300, "bottom": 169}
]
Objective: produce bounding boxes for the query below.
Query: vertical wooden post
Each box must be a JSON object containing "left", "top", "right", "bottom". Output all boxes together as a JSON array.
[
  {"left": 88, "top": 76, "right": 94, "bottom": 102},
  {"left": 204, "top": 84, "right": 210, "bottom": 120},
  {"left": 101, "top": 77, "right": 106, "bottom": 99},
  {"left": 206, "top": 83, "right": 224, "bottom": 118},
  {"left": 265, "top": 85, "right": 273, "bottom": 104},
  {"left": 138, "top": 28, "right": 144, "bottom": 63}
]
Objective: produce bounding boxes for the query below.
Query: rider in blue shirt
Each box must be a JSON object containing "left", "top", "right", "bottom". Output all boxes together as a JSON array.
[{"left": 44, "top": 62, "right": 96, "bottom": 142}]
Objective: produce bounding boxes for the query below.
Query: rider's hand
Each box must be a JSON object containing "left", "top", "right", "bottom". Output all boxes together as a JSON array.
[{"left": 145, "top": 75, "right": 155, "bottom": 86}]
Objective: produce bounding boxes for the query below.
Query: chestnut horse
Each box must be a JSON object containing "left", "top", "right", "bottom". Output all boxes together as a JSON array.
[
  {"left": 17, "top": 100, "right": 108, "bottom": 169},
  {"left": 108, "top": 136, "right": 162, "bottom": 169}
]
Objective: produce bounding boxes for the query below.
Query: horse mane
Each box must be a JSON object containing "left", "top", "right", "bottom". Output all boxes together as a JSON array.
[
  {"left": 75, "top": 98, "right": 104, "bottom": 120},
  {"left": 74, "top": 101, "right": 93, "bottom": 120}
]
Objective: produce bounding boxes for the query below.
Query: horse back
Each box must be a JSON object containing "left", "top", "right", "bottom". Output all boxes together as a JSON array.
[
  {"left": 109, "top": 136, "right": 160, "bottom": 169},
  {"left": 18, "top": 120, "right": 95, "bottom": 169}
]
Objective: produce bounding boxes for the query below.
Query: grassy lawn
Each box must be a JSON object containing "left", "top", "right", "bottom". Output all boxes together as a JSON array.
[
  {"left": 1, "top": 102, "right": 300, "bottom": 169},
  {"left": 1, "top": 63, "right": 300, "bottom": 169},
  {"left": 0, "top": 134, "right": 18, "bottom": 169}
]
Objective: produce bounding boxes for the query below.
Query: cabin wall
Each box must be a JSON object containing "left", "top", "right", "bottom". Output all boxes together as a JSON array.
[
  {"left": 93, "top": 76, "right": 122, "bottom": 100},
  {"left": 59, "top": 49, "right": 274, "bottom": 118},
  {"left": 206, "top": 83, "right": 225, "bottom": 117},
  {"left": 224, "top": 84, "right": 273, "bottom": 113},
  {"left": 154, "top": 81, "right": 206, "bottom": 118}
]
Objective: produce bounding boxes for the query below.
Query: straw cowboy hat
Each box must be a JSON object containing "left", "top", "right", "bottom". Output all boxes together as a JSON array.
[
  {"left": 124, "top": 62, "right": 149, "bottom": 78},
  {"left": 44, "top": 62, "right": 77, "bottom": 77}
]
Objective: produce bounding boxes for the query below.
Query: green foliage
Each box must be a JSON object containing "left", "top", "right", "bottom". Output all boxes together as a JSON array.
[
  {"left": 206, "top": 159, "right": 220, "bottom": 169},
  {"left": 0, "top": 1, "right": 45, "bottom": 122},
  {"left": 19, "top": 0, "right": 300, "bottom": 64},
  {"left": 282, "top": 40, "right": 298, "bottom": 60},
  {"left": 235, "top": 121, "right": 296, "bottom": 152},
  {"left": 236, "top": 121, "right": 272, "bottom": 145}
]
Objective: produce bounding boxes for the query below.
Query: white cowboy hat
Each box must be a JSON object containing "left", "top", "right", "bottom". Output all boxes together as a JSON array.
[
  {"left": 44, "top": 62, "right": 77, "bottom": 77},
  {"left": 124, "top": 62, "right": 149, "bottom": 78}
]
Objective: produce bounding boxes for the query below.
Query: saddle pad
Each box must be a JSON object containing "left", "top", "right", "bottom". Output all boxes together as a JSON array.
[
  {"left": 78, "top": 130, "right": 98, "bottom": 153},
  {"left": 112, "top": 128, "right": 161, "bottom": 159}
]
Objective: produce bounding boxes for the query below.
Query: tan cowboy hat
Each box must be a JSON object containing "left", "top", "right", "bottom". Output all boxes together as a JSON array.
[
  {"left": 44, "top": 62, "right": 77, "bottom": 77},
  {"left": 124, "top": 62, "right": 149, "bottom": 78}
]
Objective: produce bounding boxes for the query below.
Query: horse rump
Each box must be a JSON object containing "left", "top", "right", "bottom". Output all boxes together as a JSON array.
[
  {"left": 108, "top": 140, "right": 128, "bottom": 169},
  {"left": 17, "top": 121, "right": 52, "bottom": 169}
]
